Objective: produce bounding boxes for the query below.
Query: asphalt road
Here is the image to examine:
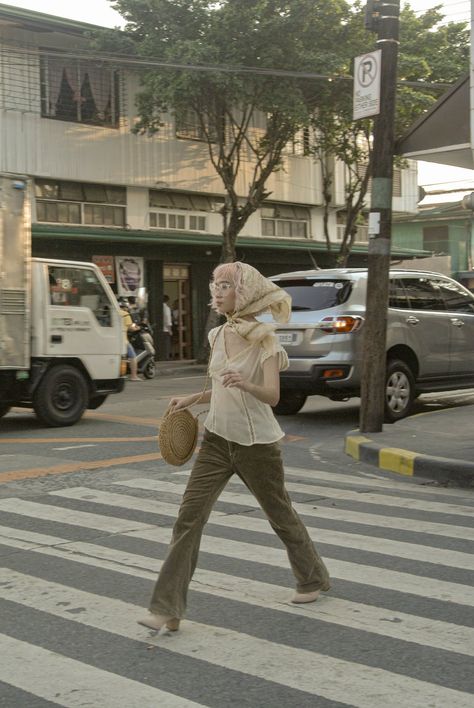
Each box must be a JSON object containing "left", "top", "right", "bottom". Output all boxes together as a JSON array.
[{"left": 0, "top": 375, "right": 473, "bottom": 707}]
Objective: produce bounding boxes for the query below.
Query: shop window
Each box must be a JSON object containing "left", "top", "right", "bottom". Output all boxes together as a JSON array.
[
  {"left": 336, "top": 212, "right": 369, "bottom": 243},
  {"left": 149, "top": 191, "right": 210, "bottom": 232},
  {"left": 40, "top": 55, "right": 120, "bottom": 128},
  {"left": 261, "top": 204, "right": 309, "bottom": 239},
  {"left": 149, "top": 212, "right": 206, "bottom": 231},
  {"left": 189, "top": 215, "right": 206, "bottom": 231},
  {"left": 423, "top": 225, "right": 449, "bottom": 255},
  {"left": 35, "top": 179, "right": 126, "bottom": 226}
]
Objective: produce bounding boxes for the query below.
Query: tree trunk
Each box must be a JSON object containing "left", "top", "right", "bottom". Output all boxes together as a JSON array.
[{"left": 195, "top": 217, "right": 240, "bottom": 363}]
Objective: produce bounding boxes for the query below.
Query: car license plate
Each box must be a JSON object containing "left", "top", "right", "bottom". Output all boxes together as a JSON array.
[{"left": 278, "top": 332, "right": 296, "bottom": 344}]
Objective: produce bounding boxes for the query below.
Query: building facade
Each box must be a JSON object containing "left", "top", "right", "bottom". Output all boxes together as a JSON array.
[{"left": 0, "top": 4, "right": 421, "bottom": 358}]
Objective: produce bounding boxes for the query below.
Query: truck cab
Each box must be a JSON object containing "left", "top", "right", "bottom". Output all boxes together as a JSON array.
[{"left": 0, "top": 174, "right": 126, "bottom": 426}]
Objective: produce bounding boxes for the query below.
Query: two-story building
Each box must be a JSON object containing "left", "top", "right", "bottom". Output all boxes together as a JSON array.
[{"left": 0, "top": 3, "right": 422, "bottom": 358}]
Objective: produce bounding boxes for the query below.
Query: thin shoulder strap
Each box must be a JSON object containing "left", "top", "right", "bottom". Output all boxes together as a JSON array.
[{"left": 189, "top": 323, "right": 225, "bottom": 409}]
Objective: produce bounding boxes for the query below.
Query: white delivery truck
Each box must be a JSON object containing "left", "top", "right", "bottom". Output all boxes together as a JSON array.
[{"left": 0, "top": 173, "right": 126, "bottom": 426}]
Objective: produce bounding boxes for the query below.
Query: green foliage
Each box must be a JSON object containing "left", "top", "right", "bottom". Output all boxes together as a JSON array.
[
  {"left": 101, "top": 0, "right": 357, "bottom": 258},
  {"left": 99, "top": 0, "right": 469, "bottom": 269},
  {"left": 307, "top": 1, "right": 469, "bottom": 264}
]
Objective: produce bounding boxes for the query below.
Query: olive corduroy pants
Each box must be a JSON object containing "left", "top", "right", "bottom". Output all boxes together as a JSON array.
[{"left": 149, "top": 430, "right": 330, "bottom": 618}]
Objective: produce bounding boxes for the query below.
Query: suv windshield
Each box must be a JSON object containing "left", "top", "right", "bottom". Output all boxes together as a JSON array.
[{"left": 274, "top": 279, "right": 353, "bottom": 311}]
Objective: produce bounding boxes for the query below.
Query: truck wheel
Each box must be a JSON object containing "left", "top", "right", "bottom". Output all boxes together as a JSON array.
[
  {"left": 33, "top": 365, "right": 88, "bottom": 427},
  {"left": 0, "top": 403, "right": 11, "bottom": 419},
  {"left": 88, "top": 395, "right": 108, "bottom": 410},
  {"left": 272, "top": 391, "right": 307, "bottom": 416},
  {"left": 384, "top": 359, "right": 415, "bottom": 423},
  {"left": 143, "top": 359, "right": 156, "bottom": 379}
]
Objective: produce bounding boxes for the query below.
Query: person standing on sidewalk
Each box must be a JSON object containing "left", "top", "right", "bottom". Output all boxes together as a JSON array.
[
  {"left": 118, "top": 299, "right": 141, "bottom": 382},
  {"left": 163, "top": 295, "right": 173, "bottom": 360},
  {"left": 139, "top": 262, "right": 330, "bottom": 632}
]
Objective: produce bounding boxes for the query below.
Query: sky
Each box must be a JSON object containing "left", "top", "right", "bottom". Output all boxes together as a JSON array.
[{"left": 2, "top": 0, "right": 473, "bottom": 193}]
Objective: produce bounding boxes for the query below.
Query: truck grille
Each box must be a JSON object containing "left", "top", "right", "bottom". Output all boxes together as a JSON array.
[{"left": 0, "top": 289, "right": 26, "bottom": 313}]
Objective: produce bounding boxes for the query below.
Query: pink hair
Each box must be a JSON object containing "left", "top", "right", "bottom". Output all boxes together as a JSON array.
[{"left": 210, "top": 261, "right": 246, "bottom": 312}]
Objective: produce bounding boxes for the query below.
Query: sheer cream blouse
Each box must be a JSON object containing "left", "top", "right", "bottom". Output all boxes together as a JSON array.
[{"left": 203, "top": 325, "right": 289, "bottom": 446}]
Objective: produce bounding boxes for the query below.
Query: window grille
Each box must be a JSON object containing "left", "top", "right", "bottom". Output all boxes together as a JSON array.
[
  {"left": 40, "top": 54, "right": 120, "bottom": 128},
  {"left": 175, "top": 108, "right": 217, "bottom": 142},
  {"left": 0, "top": 43, "right": 125, "bottom": 121}
]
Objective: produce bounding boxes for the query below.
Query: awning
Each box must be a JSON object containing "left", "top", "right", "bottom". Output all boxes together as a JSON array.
[
  {"left": 32, "top": 223, "right": 430, "bottom": 259},
  {"left": 396, "top": 75, "right": 472, "bottom": 169}
]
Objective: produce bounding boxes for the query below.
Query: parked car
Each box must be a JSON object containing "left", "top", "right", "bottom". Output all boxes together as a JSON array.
[{"left": 265, "top": 268, "right": 474, "bottom": 422}]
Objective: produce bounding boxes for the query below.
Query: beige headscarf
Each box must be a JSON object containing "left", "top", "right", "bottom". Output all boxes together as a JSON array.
[{"left": 224, "top": 263, "right": 291, "bottom": 354}]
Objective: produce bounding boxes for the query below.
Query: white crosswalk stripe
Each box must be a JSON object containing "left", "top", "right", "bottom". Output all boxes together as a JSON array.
[
  {"left": 66, "top": 480, "right": 474, "bottom": 570},
  {"left": 0, "top": 570, "right": 472, "bottom": 708},
  {"left": 0, "top": 524, "right": 472, "bottom": 656},
  {"left": 1, "top": 492, "right": 472, "bottom": 604},
  {"left": 0, "top": 465, "right": 473, "bottom": 707},
  {"left": 0, "top": 633, "right": 207, "bottom": 708}
]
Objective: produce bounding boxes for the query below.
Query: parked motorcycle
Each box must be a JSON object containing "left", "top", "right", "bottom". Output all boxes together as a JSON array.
[{"left": 128, "top": 321, "right": 156, "bottom": 379}]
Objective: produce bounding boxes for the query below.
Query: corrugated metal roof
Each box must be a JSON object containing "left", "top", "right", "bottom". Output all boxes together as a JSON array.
[{"left": 0, "top": 2, "right": 108, "bottom": 34}]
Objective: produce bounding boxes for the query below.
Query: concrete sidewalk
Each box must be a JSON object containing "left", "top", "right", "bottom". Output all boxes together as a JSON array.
[{"left": 345, "top": 404, "right": 474, "bottom": 486}]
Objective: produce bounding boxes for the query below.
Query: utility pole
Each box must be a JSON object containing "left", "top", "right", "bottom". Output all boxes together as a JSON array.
[{"left": 359, "top": 0, "right": 401, "bottom": 432}]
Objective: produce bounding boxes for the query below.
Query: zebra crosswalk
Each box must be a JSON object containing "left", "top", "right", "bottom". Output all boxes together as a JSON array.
[{"left": 0, "top": 465, "right": 473, "bottom": 707}]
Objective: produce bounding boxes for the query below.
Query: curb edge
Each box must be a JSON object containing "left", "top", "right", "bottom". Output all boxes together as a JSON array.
[{"left": 345, "top": 432, "right": 474, "bottom": 486}]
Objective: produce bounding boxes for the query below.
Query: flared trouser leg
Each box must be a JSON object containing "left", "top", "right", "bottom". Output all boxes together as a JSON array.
[
  {"left": 149, "top": 431, "right": 233, "bottom": 618},
  {"left": 233, "top": 440, "right": 331, "bottom": 594},
  {"left": 149, "top": 431, "right": 330, "bottom": 618}
]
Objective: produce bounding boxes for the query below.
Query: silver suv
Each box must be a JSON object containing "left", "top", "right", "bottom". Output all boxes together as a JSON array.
[{"left": 266, "top": 268, "right": 474, "bottom": 421}]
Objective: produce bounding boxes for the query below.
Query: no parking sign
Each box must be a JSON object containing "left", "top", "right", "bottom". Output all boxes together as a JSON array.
[{"left": 353, "top": 50, "right": 381, "bottom": 120}]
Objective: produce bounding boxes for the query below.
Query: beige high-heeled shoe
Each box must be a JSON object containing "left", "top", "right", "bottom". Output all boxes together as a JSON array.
[
  {"left": 137, "top": 613, "right": 180, "bottom": 631},
  {"left": 291, "top": 590, "right": 320, "bottom": 604}
]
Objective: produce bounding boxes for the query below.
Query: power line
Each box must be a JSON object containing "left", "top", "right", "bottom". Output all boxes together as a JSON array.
[{"left": 2, "top": 43, "right": 454, "bottom": 91}]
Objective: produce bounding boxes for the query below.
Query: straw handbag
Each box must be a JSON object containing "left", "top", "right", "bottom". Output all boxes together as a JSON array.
[
  {"left": 158, "top": 325, "right": 223, "bottom": 466},
  {"left": 158, "top": 407, "right": 200, "bottom": 466}
]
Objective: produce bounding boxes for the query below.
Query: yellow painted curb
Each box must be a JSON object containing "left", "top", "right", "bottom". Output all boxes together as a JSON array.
[
  {"left": 345, "top": 435, "right": 371, "bottom": 461},
  {"left": 379, "top": 447, "right": 417, "bottom": 476}
]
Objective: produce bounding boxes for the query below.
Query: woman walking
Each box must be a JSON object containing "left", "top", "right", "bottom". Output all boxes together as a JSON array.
[{"left": 139, "top": 262, "right": 330, "bottom": 632}]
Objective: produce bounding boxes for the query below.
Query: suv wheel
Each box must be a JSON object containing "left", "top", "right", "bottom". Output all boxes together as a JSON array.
[
  {"left": 272, "top": 391, "right": 307, "bottom": 416},
  {"left": 384, "top": 359, "right": 415, "bottom": 423}
]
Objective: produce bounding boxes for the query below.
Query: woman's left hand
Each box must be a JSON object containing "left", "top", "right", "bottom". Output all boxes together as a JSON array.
[{"left": 221, "top": 368, "right": 248, "bottom": 391}]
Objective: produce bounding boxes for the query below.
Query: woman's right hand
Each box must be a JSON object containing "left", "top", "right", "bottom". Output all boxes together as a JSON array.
[{"left": 167, "top": 395, "right": 193, "bottom": 413}]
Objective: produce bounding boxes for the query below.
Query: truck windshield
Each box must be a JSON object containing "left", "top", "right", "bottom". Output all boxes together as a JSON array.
[{"left": 274, "top": 279, "right": 352, "bottom": 311}]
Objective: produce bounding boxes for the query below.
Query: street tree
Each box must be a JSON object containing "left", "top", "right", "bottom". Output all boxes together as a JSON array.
[
  {"left": 99, "top": 0, "right": 358, "bottom": 351},
  {"left": 104, "top": 0, "right": 354, "bottom": 264},
  {"left": 308, "top": 2, "right": 469, "bottom": 266}
]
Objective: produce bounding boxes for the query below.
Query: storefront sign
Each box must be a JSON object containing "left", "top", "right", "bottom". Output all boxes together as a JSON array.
[
  {"left": 116, "top": 256, "right": 144, "bottom": 296},
  {"left": 92, "top": 255, "right": 115, "bottom": 284}
]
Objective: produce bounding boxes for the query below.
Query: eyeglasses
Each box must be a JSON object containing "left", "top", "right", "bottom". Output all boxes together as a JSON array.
[{"left": 210, "top": 281, "right": 234, "bottom": 293}]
